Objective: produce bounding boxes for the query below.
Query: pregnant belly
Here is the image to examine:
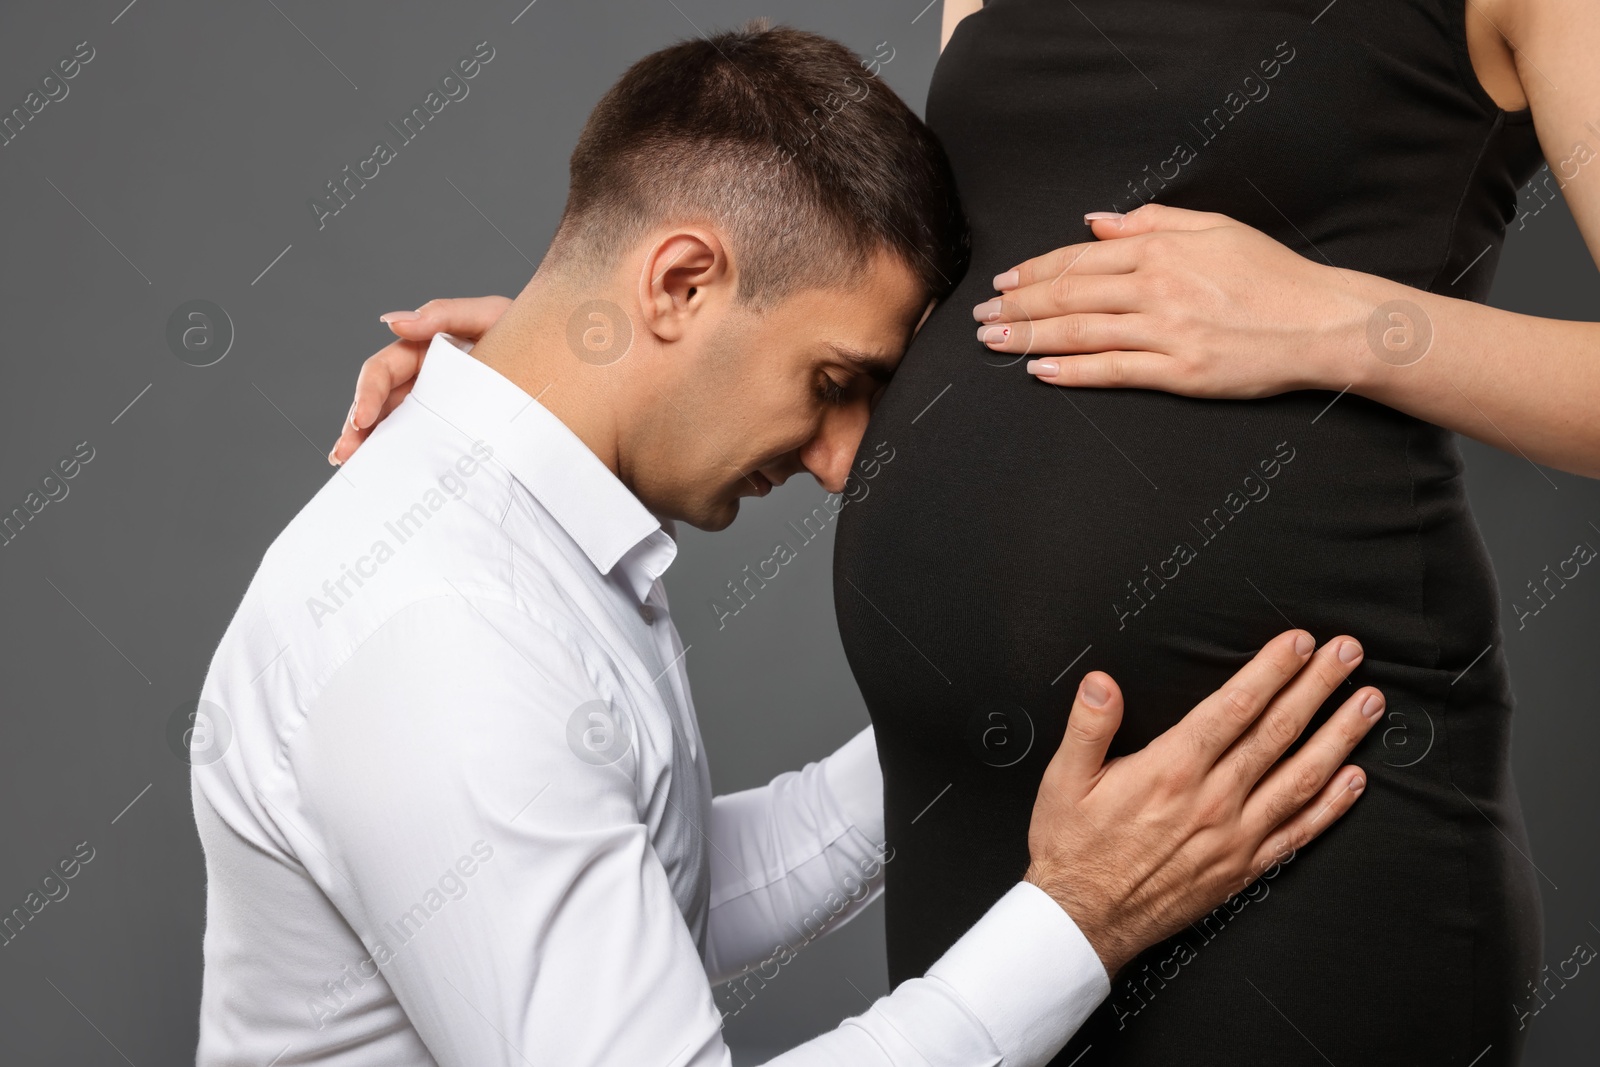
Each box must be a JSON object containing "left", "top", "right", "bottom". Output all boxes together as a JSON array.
[
  {"left": 831, "top": 295, "right": 1535, "bottom": 1064},
  {"left": 836, "top": 287, "right": 1499, "bottom": 757}
]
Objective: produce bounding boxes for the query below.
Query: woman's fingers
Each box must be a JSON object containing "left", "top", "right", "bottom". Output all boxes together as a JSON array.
[
  {"left": 994, "top": 240, "right": 1144, "bottom": 290},
  {"left": 975, "top": 274, "right": 1144, "bottom": 323},
  {"left": 382, "top": 295, "right": 513, "bottom": 342},
  {"left": 1085, "top": 203, "right": 1229, "bottom": 239},
  {"left": 330, "top": 296, "right": 512, "bottom": 465},
  {"left": 977, "top": 312, "right": 1151, "bottom": 356},
  {"left": 353, "top": 340, "right": 426, "bottom": 432},
  {"left": 330, "top": 372, "right": 421, "bottom": 465},
  {"left": 1050, "top": 671, "right": 1126, "bottom": 789},
  {"left": 329, "top": 340, "right": 424, "bottom": 464},
  {"left": 1021, "top": 351, "right": 1173, "bottom": 389},
  {"left": 993, "top": 205, "right": 1230, "bottom": 292},
  {"left": 1221, "top": 637, "right": 1365, "bottom": 789}
]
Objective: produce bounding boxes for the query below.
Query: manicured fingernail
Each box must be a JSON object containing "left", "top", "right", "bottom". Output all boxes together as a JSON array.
[
  {"left": 992, "top": 270, "right": 1019, "bottom": 290},
  {"left": 1348, "top": 774, "right": 1366, "bottom": 794},
  {"left": 1361, "top": 693, "right": 1385, "bottom": 719},
  {"left": 1294, "top": 632, "right": 1314, "bottom": 655},
  {"left": 980, "top": 326, "right": 1010, "bottom": 344},
  {"left": 327, "top": 447, "right": 341, "bottom": 467},
  {"left": 380, "top": 310, "right": 422, "bottom": 323},
  {"left": 1339, "top": 640, "right": 1363, "bottom": 664},
  {"left": 1026, "top": 359, "right": 1058, "bottom": 377},
  {"left": 972, "top": 299, "right": 1002, "bottom": 323},
  {"left": 1085, "top": 211, "right": 1126, "bottom": 225},
  {"left": 346, "top": 399, "right": 360, "bottom": 431},
  {"left": 1082, "top": 678, "right": 1109, "bottom": 708}
]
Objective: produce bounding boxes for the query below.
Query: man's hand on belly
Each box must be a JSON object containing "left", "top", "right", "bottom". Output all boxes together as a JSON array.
[{"left": 1023, "top": 629, "right": 1382, "bottom": 977}]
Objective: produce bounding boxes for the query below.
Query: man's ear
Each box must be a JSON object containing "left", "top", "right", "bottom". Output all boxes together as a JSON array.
[{"left": 637, "top": 229, "right": 730, "bottom": 343}]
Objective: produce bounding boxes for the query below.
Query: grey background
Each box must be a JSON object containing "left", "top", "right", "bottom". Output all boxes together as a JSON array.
[{"left": 0, "top": 0, "right": 1594, "bottom": 1063}]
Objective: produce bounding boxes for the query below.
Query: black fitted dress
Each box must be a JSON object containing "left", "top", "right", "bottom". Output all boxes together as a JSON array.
[{"left": 833, "top": 1, "right": 1544, "bottom": 1063}]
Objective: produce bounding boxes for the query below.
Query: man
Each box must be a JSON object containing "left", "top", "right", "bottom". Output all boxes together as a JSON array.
[{"left": 194, "top": 23, "right": 1381, "bottom": 1065}]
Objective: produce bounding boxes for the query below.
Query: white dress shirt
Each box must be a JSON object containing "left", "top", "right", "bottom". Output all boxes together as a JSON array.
[{"left": 191, "top": 332, "right": 1109, "bottom": 1066}]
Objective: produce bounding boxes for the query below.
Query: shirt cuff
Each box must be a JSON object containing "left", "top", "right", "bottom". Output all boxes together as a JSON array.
[
  {"left": 821, "top": 726, "right": 885, "bottom": 845},
  {"left": 926, "top": 881, "right": 1111, "bottom": 1066}
]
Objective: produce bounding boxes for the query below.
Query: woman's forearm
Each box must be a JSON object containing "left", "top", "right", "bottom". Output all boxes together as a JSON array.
[
  {"left": 940, "top": 0, "right": 983, "bottom": 51},
  {"left": 1337, "top": 273, "right": 1600, "bottom": 478}
]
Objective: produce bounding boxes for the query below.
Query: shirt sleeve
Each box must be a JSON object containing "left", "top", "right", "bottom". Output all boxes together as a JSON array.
[
  {"left": 288, "top": 594, "right": 1109, "bottom": 1067},
  {"left": 703, "top": 726, "right": 890, "bottom": 984}
]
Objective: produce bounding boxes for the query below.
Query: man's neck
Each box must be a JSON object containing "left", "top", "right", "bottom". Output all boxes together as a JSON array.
[{"left": 467, "top": 274, "right": 625, "bottom": 476}]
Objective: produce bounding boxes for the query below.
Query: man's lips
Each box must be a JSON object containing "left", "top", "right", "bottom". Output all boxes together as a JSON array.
[{"left": 745, "top": 471, "right": 773, "bottom": 497}]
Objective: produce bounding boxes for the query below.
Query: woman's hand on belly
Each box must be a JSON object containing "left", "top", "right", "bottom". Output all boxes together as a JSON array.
[
  {"left": 969, "top": 204, "right": 1366, "bottom": 399},
  {"left": 971, "top": 198, "right": 1600, "bottom": 478},
  {"left": 1025, "top": 629, "right": 1384, "bottom": 978}
]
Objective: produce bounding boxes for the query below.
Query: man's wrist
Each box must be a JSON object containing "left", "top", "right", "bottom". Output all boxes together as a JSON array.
[{"left": 1023, "top": 862, "right": 1133, "bottom": 978}]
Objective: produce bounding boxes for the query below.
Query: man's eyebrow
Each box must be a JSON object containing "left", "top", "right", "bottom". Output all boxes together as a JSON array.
[{"left": 823, "top": 342, "right": 897, "bottom": 383}]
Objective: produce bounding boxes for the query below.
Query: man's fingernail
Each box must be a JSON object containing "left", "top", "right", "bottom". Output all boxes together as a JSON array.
[
  {"left": 327, "top": 448, "right": 341, "bottom": 467},
  {"left": 1348, "top": 775, "right": 1366, "bottom": 794},
  {"left": 1294, "top": 632, "right": 1314, "bottom": 655},
  {"left": 1085, "top": 211, "right": 1126, "bottom": 225},
  {"left": 1026, "top": 359, "right": 1059, "bottom": 377},
  {"left": 992, "top": 270, "right": 1019, "bottom": 290},
  {"left": 1361, "top": 693, "right": 1385, "bottom": 718},
  {"left": 1339, "top": 640, "right": 1363, "bottom": 664},
  {"left": 380, "top": 310, "right": 422, "bottom": 323},
  {"left": 1082, "top": 678, "right": 1109, "bottom": 707},
  {"left": 980, "top": 325, "right": 1010, "bottom": 344},
  {"left": 972, "top": 299, "right": 1002, "bottom": 323}
]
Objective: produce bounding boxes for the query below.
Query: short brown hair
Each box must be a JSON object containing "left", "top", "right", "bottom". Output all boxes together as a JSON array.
[{"left": 549, "top": 20, "right": 969, "bottom": 308}]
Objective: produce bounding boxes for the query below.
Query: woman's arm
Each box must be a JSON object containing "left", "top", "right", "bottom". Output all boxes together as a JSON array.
[
  {"left": 1350, "top": 0, "right": 1600, "bottom": 476},
  {"left": 976, "top": 0, "right": 1600, "bottom": 478},
  {"left": 941, "top": 0, "right": 982, "bottom": 52}
]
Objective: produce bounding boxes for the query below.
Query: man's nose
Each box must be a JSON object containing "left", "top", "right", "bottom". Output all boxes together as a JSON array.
[{"left": 801, "top": 407, "right": 868, "bottom": 494}]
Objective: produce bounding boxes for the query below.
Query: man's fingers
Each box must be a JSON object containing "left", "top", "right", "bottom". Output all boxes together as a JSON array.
[
  {"left": 1243, "top": 685, "right": 1384, "bottom": 841},
  {"left": 1247, "top": 764, "right": 1368, "bottom": 878},
  {"left": 1051, "top": 672, "right": 1125, "bottom": 787},
  {"left": 1174, "top": 630, "right": 1316, "bottom": 764},
  {"left": 1222, "top": 636, "right": 1365, "bottom": 788}
]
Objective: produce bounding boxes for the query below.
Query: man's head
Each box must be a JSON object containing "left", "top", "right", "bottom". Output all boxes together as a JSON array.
[{"left": 483, "top": 21, "right": 967, "bottom": 530}]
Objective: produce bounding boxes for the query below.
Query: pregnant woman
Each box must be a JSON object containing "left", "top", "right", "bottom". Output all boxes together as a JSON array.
[
  {"left": 335, "top": 1, "right": 1599, "bottom": 1061},
  {"left": 834, "top": 2, "right": 1596, "bottom": 1064}
]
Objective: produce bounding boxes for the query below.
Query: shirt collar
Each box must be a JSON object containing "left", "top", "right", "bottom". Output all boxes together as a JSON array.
[{"left": 408, "top": 332, "right": 677, "bottom": 601}]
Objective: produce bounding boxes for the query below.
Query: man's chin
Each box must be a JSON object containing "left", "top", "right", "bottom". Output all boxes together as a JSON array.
[{"left": 682, "top": 497, "right": 739, "bottom": 533}]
